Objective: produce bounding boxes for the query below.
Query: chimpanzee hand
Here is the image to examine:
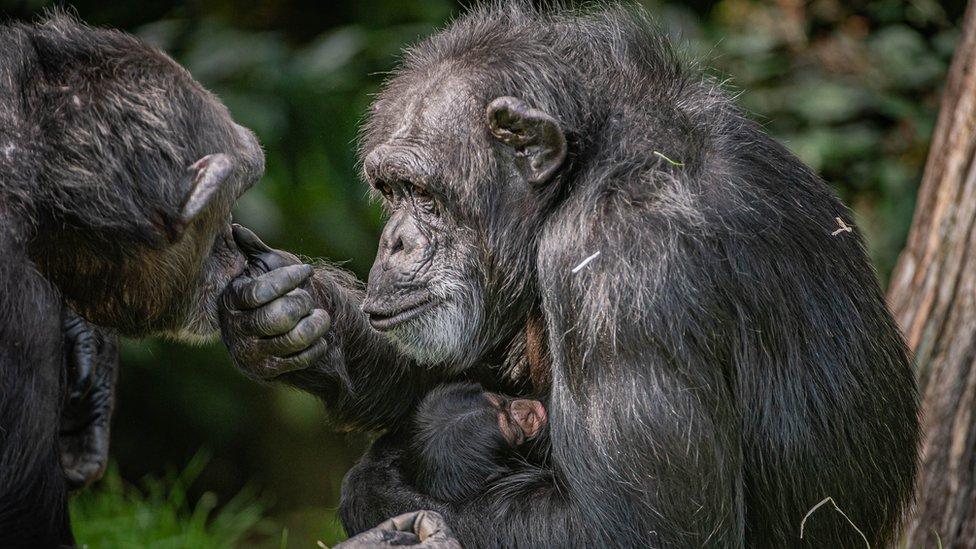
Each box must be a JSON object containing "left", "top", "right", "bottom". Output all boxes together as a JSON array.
[
  {"left": 220, "top": 225, "right": 332, "bottom": 380},
  {"left": 60, "top": 308, "right": 119, "bottom": 492},
  {"left": 333, "top": 511, "right": 462, "bottom": 549}
]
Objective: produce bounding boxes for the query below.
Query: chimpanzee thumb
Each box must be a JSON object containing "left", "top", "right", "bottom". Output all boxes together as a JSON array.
[
  {"left": 232, "top": 224, "right": 273, "bottom": 256},
  {"left": 232, "top": 224, "right": 301, "bottom": 276}
]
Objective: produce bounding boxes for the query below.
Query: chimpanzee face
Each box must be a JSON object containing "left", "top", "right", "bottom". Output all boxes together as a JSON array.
[
  {"left": 26, "top": 22, "right": 266, "bottom": 340},
  {"left": 133, "top": 121, "right": 265, "bottom": 342},
  {"left": 42, "top": 123, "right": 263, "bottom": 340},
  {"left": 125, "top": 129, "right": 265, "bottom": 342},
  {"left": 359, "top": 71, "right": 567, "bottom": 368}
]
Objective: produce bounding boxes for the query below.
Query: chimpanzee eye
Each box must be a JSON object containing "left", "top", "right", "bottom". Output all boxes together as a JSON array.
[
  {"left": 411, "top": 184, "right": 439, "bottom": 215},
  {"left": 412, "top": 184, "right": 431, "bottom": 200},
  {"left": 375, "top": 180, "right": 394, "bottom": 200}
]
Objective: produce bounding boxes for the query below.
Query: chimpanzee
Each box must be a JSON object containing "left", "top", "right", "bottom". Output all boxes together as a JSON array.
[
  {"left": 407, "top": 382, "right": 548, "bottom": 503},
  {"left": 220, "top": 3, "right": 919, "bottom": 547},
  {"left": 0, "top": 15, "right": 263, "bottom": 546}
]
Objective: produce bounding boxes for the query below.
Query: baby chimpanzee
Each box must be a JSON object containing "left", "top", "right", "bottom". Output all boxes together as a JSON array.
[{"left": 408, "top": 383, "right": 549, "bottom": 502}]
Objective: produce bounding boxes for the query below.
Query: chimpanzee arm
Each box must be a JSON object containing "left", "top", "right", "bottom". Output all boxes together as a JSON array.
[
  {"left": 0, "top": 246, "right": 74, "bottom": 546},
  {"left": 220, "top": 227, "right": 432, "bottom": 431}
]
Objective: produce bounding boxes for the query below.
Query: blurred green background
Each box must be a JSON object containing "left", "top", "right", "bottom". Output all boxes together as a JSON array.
[{"left": 0, "top": 0, "right": 966, "bottom": 546}]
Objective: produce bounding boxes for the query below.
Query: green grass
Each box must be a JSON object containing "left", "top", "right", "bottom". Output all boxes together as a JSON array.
[{"left": 70, "top": 454, "right": 275, "bottom": 548}]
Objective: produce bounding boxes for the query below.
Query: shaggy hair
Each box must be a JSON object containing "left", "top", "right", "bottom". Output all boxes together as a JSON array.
[{"left": 222, "top": 3, "right": 919, "bottom": 547}]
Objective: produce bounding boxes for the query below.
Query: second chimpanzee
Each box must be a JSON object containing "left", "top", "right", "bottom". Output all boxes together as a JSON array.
[
  {"left": 407, "top": 382, "right": 548, "bottom": 503},
  {"left": 0, "top": 15, "right": 264, "bottom": 546}
]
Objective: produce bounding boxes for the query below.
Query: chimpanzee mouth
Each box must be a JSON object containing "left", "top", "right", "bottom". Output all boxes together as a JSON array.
[{"left": 365, "top": 298, "right": 439, "bottom": 332}]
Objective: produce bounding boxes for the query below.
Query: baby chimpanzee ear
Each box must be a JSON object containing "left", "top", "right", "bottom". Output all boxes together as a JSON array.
[
  {"left": 486, "top": 96, "right": 567, "bottom": 186},
  {"left": 157, "top": 154, "right": 235, "bottom": 245},
  {"left": 510, "top": 399, "right": 547, "bottom": 440}
]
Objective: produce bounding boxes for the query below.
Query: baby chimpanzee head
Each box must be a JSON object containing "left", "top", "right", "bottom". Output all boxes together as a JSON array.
[{"left": 409, "top": 382, "right": 547, "bottom": 502}]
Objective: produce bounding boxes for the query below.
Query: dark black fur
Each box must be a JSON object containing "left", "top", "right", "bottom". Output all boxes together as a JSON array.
[
  {"left": 60, "top": 309, "right": 119, "bottom": 493},
  {"left": 405, "top": 382, "right": 548, "bottom": 503},
  {"left": 0, "top": 15, "right": 262, "bottom": 545},
  {"left": 221, "top": 3, "right": 919, "bottom": 547}
]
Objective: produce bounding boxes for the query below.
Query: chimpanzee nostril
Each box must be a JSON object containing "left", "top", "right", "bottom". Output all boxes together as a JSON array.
[{"left": 390, "top": 234, "right": 405, "bottom": 256}]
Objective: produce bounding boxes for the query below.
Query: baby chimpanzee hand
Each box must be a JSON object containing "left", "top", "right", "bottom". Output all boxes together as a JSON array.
[
  {"left": 60, "top": 308, "right": 118, "bottom": 492},
  {"left": 220, "top": 225, "right": 331, "bottom": 380}
]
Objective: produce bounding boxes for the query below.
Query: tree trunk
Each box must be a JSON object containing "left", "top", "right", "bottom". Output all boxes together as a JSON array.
[{"left": 886, "top": 2, "right": 976, "bottom": 546}]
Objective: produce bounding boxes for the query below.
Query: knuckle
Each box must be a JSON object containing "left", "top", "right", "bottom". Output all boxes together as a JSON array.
[
  {"left": 307, "top": 338, "right": 330, "bottom": 359},
  {"left": 257, "top": 333, "right": 299, "bottom": 358},
  {"left": 253, "top": 313, "right": 288, "bottom": 335},
  {"left": 242, "top": 283, "right": 265, "bottom": 308},
  {"left": 278, "top": 331, "right": 303, "bottom": 351},
  {"left": 278, "top": 297, "right": 309, "bottom": 323},
  {"left": 314, "top": 309, "right": 332, "bottom": 332},
  {"left": 293, "top": 287, "right": 313, "bottom": 305},
  {"left": 255, "top": 301, "right": 299, "bottom": 333},
  {"left": 278, "top": 264, "right": 306, "bottom": 283},
  {"left": 295, "top": 319, "right": 318, "bottom": 342}
]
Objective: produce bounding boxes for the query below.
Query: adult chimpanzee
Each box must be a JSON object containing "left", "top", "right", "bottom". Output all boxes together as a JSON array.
[
  {"left": 0, "top": 15, "right": 263, "bottom": 546},
  {"left": 220, "top": 3, "right": 919, "bottom": 547},
  {"left": 407, "top": 382, "right": 549, "bottom": 503}
]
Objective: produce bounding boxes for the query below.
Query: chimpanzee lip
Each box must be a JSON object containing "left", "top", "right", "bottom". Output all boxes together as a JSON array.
[{"left": 365, "top": 298, "right": 438, "bottom": 332}]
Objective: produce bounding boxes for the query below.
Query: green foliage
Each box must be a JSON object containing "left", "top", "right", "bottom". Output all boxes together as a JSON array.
[
  {"left": 70, "top": 454, "right": 273, "bottom": 548},
  {"left": 70, "top": 453, "right": 350, "bottom": 547}
]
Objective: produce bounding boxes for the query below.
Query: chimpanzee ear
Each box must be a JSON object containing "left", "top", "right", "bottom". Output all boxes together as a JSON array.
[
  {"left": 180, "top": 154, "right": 235, "bottom": 223},
  {"left": 486, "top": 96, "right": 567, "bottom": 185},
  {"left": 510, "top": 399, "right": 547, "bottom": 439},
  {"left": 157, "top": 154, "right": 235, "bottom": 245}
]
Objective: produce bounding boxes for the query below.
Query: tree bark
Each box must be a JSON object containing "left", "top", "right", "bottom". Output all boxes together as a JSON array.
[{"left": 886, "top": 2, "right": 976, "bottom": 546}]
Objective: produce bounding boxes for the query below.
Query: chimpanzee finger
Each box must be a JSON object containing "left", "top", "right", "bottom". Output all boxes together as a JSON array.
[
  {"left": 357, "top": 511, "right": 460, "bottom": 549},
  {"left": 62, "top": 309, "right": 97, "bottom": 395},
  {"left": 411, "top": 510, "right": 456, "bottom": 543},
  {"left": 232, "top": 224, "right": 273, "bottom": 256},
  {"left": 233, "top": 224, "right": 301, "bottom": 274},
  {"left": 240, "top": 288, "right": 316, "bottom": 336},
  {"left": 68, "top": 338, "right": 97, "bottom": 399},
  {"left": 230, "top": 264, "right": 314, "bottom": 310},
  {"left": 256, "top": 309, "right": 331, "bottom": 357},
  {"left": 263, "top": 337, "right": 330, "bottom": 378}
]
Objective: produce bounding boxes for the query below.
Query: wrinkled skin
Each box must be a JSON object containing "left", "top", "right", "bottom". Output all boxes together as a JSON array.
[
  {"left": 220, "top": 225, "right": 331, "bottom": 374},
  {"left": 334, "top": 511, "right": 461, "bottom": 549},
  {"left": 59, "top": 309, "right": 118, "bottom": 492}
]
